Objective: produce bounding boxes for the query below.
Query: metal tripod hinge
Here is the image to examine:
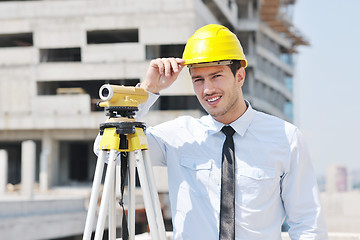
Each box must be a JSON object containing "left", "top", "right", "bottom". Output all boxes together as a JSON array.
[{"left": 82, "top": 121, "right": 167, "bottom": 240}]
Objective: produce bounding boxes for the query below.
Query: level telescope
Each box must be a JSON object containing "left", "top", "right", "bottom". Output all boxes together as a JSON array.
[{"left": 98, "top": 84, "right": 148, "bottom": 108}]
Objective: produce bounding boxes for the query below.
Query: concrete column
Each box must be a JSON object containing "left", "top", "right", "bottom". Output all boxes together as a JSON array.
[
  {"left": 21, "top": 140, "right": 36, "bottom": 198},
  {"left": 248, "top": 33, "right": 254, "bottom": 56},
  {"left": 0, "top": 149, "right": 8, "bottom": 195},
  {"left": 40, "top": 149, "right": 50, "bottom": 192},
  {"left": 40, "top": 131, "right": 60, "bottom": 191},
  {"left": 247, "top": 0, "right": 253, "bottom": 19},
  {"left": 40, "top": 131, "right": 51, "bottom": 192},
  {"left": 248, "top": 68, "right": 255, "bottom": 96}
]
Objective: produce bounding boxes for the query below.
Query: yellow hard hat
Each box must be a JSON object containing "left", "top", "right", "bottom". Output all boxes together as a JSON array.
[{"left": 183, "top": 24, "right": 247, "bottom": 68}]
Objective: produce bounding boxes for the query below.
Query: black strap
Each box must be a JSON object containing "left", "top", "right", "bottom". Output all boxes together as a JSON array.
[
  {"left": 219, "top": 126, "right": 236, "bottom": 240},
  {"left": 119, "top": 152, "right": 129, "bottom": 240}
]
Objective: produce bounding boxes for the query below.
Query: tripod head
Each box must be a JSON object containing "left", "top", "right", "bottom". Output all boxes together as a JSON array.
[
  {"left": 98, "top": 84, "right": 148, "bottom": 118},
  {"left": 97, "top": 84, "right": 149, "bottom": 150}
]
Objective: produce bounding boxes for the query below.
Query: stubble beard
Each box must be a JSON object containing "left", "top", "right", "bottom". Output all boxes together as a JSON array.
[{"left": 208, "top": 94, "right": 239, "bottom": 119}]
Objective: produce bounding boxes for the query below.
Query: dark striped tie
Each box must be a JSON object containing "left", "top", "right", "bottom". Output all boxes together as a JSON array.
[{"left": 219, "top": 126, "right": 236, "bottom": 240}]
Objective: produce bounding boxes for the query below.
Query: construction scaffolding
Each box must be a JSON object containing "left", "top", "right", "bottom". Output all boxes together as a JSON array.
[{"left": 260, "top": 0, "right": 309, "bottom": 49}]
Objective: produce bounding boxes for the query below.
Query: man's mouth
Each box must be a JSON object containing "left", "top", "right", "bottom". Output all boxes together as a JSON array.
[
  {"left": 207, "top": 96, "right": 220, "bottom": 102},
  {"left": 205, "top": 96, "right": 221, "bottom": 105}
]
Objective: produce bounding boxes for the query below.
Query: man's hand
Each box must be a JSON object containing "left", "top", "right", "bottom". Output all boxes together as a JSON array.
[{"left": 141, "top": 58, "right": 185, "bottom": 94}]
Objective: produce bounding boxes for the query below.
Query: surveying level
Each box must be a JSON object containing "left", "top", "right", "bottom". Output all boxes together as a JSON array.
[{"left": 83, "top": 84, "right": 167, "bottom": 240}]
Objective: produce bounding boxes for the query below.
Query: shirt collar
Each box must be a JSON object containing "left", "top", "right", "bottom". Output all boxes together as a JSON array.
[{"left": 201, "top": 100, "right": 254, "bottom": 136}]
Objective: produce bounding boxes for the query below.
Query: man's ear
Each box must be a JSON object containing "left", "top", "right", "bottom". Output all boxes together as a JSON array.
[{"left": 236, "top": 67, "right": 246, "bottom": 86}]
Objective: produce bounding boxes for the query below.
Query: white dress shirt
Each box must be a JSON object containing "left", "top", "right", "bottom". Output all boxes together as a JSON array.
[{"left": 95, "top": 92, "right": 328, "bottom": 240}]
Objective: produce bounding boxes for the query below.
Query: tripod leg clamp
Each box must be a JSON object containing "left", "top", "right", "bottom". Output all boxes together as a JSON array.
[{"left": 99, "top": 127, "right": 149, "bottom": 152}]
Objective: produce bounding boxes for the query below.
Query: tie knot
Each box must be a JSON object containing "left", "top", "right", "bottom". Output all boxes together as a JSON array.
[{"left": 221, "top": 126, "right": 235, "bottom": 137}]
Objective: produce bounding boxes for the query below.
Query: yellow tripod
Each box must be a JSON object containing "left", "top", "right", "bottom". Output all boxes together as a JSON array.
[{"left": 82, "top": 85, "right": 167, "bottom": 240}]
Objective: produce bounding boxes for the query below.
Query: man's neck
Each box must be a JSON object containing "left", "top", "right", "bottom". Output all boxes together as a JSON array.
[{"left": 213, "top": 99, "right": 248, "bottom": 125}]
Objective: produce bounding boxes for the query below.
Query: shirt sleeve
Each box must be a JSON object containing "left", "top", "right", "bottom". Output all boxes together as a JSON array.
[
  {"left": 281, "top": 128, "right": 328, "bottom": 240},
  {"left": 135, "top": 91, "right": 160, "bottom": 120},
  {"left": 136, "top": 91, "right": 168, "bottom": 166}
]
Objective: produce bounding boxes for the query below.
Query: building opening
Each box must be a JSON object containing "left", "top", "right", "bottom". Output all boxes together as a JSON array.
[
  {"left": 87, "top": 29, "right": 139, "bottom": 44},
  {"left": 146, "top": 44, "right": 185, "bottom": 59},
  {"left": 37, "top": 79, "right": 140, "bottom": 112},
  {"left": 40, "top": 47, "right": 81, "bottom": 62},
  {"left": 0, "top": 141, "right": 41, "bottom": 187},
  {"left": 0, "top": 142, "right": 22, "bottom": 185},
  {"left": 158, "top": 95, "right": 204, "bottom": 112},
  {"left": 69, "top": 142, "right": 89, "bottom": 182},
  {"left": 0, "top": 32, "right": 33, "bottom": 47},
  {"left": 59, "top": 141, "right": 96, "bottom": 185}
]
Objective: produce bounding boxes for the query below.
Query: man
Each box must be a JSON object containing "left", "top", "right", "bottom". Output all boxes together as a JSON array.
[{"left": 97, "top": 24, "right": 328, "bottom": 239}]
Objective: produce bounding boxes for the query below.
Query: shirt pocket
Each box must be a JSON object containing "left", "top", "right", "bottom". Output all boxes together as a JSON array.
[
  {"left": 238, "top": 167, "right": 275, "bottom": 180},
  {"left": 236, "top": 167, "right": 277, "bottom": 200},
  {"left": 180, "top": 157, "right": 212, "bottom": 197}
]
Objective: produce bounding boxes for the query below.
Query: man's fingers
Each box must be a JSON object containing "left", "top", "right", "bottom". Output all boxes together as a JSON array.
[
  {"left": 169, "top": 58, "right": 181, "bottom": 73},
  {"left": 175, "top": 58, "right": 186, "bottom": 73},
  {"left": 150, "top": 57, "right": 185, "bottom": 78},
  {"left": 144, "top": 58, "right": 185, "bottom": 94},
  {"left": 163, "top": 58, "right": 172, "bottom": 77},
  {"left": 175, "top": 58, "right": 186, "bottom": 64},
  {"left": 166, "top": 58, "right": 186, "bottom": 76},
  {"left": 155, "top": 58, "right": 165, "bottom": 75}
]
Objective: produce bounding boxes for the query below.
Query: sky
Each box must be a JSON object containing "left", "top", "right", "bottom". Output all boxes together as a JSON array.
[{"left": 293, "top": 0, "right": 360, "bottom": 176}]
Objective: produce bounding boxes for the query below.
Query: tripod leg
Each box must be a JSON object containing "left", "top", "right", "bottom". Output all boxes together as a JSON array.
[
  {"left": 143, "top": 150, "right": 167, "bottom": 240},
  {"left": 83, "top": 150, "right": 106, "bottom": 240},
  {"left": 94, "top": 149, "right": 118, "bottom": 240},
  {"left": 134, "top": 150, "right": 166, "bottom": 240},
  {"left": 128, "top": 152, "right": 136, "bottom": 240},
  {"left": 109, "top": 173, "right": 116, "bottom": 240}
]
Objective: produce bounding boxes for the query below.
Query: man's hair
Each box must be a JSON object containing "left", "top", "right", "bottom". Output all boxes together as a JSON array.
[{"left": 229, "top": 60, "right": 242, "bottom": 77}]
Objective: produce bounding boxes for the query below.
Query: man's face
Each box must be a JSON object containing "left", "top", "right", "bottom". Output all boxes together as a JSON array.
[{"left": 190, "top": 65, "right": 245, "bottom": 124}]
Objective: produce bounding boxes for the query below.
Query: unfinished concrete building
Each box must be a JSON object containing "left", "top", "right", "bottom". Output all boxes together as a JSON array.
[{"left": 0, "top": 0, "right": 307, "bottom": 239}]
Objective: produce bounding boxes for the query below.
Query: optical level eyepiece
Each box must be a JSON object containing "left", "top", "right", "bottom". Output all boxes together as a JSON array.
[
  {"left": 99, "top": 84, "right": 114, "bottom": 101},
  {"left": 102, "top": 88, "right": 109, "bottom": 98}
]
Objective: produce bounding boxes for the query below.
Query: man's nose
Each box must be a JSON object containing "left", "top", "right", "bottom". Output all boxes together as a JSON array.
[{"left": 203, "top": 79, "right": 215, "bottom": 95}]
